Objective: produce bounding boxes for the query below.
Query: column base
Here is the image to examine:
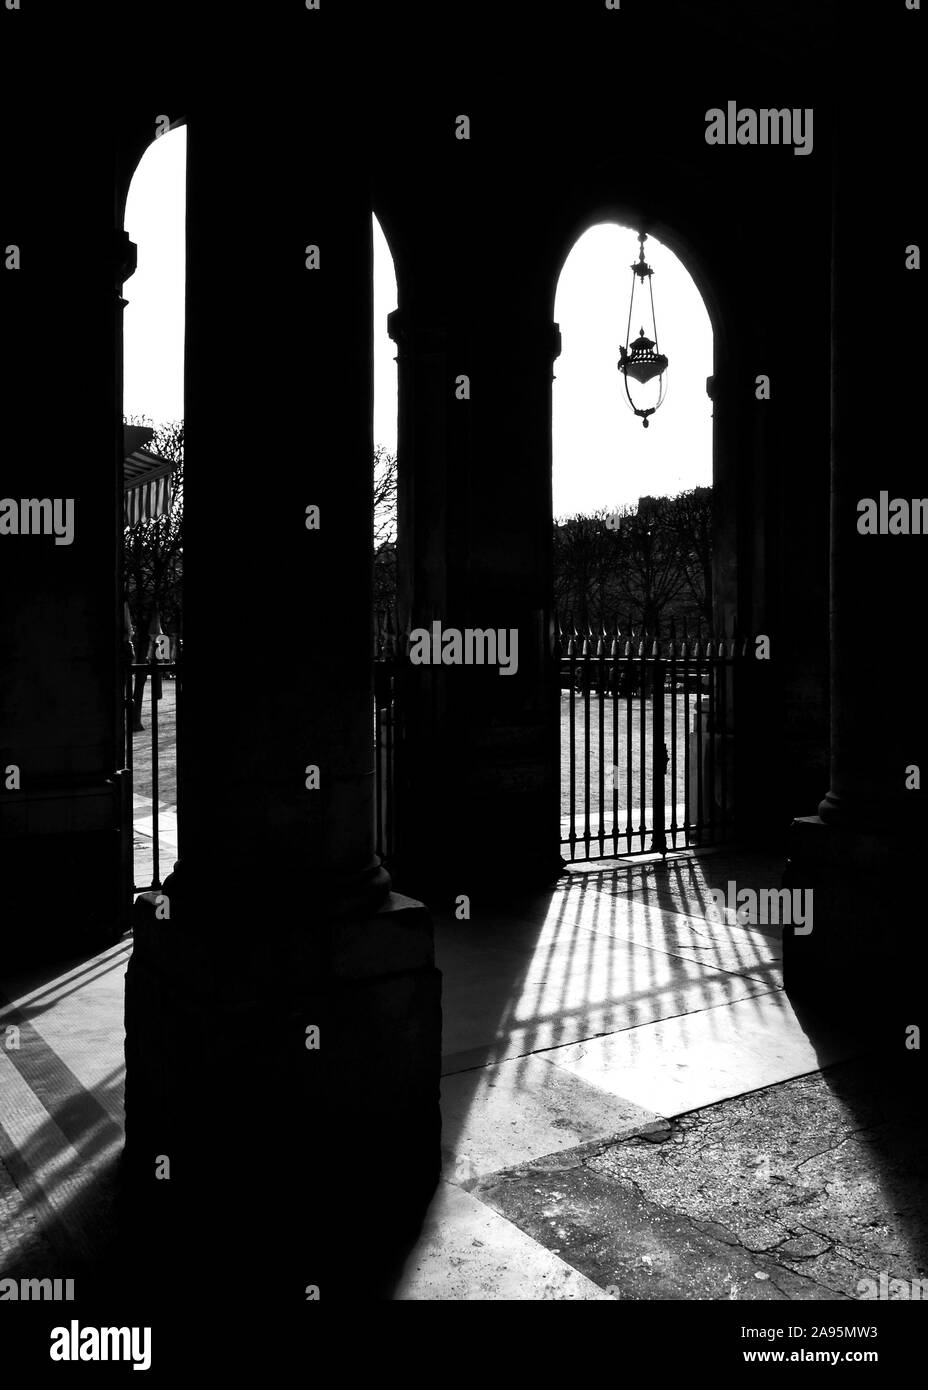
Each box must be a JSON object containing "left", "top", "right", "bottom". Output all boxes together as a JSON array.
[
  {"left": 390, "top": 844, "right": 566, "bottom": 899},
  {"left": 123, "top": 884, "right": 441, "bottom": 1302},
  {"left": 783, "top": 815, "right": 928, "bottom": 1039}
]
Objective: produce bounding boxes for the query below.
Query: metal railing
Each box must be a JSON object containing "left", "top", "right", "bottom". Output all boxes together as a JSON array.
[
  {"left": 557, "top": 615, "right": 744, "bottom": 861},
  {"left": 123, "top": 640, "right": 181, "bottom": 894},
  {"left": 373, "top": 613, "right": 398, "bottom": 867},
  {"left": 371, "top": 611, "right": 745, "bottom": 871}
]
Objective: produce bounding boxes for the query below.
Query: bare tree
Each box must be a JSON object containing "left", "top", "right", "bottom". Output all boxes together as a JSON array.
[
  {"left": 373, "top": 447, "right": 398, "bottom": 618},
  {"left": 553, "top": 487, "right": 714, "bottom": 635},
  {"left": 552, "top": 507, "right": 632, "bottom": 630},
  {"left": 613, "top": 497, "right": 689, "bottom": 632},
  {"left": 373, "top": 445, "right": 398, "bottom": 547},
  {"left": 662, "top": 486, "right": 714, "bottom": 626}
]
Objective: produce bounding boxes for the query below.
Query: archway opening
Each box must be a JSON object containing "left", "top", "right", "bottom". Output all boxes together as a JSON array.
[
  {"left": 373, "top": 212, "right": 399, "bottom": 618},
  {"left": 372, "top": 212, "right": 399, "bottom": 866},
  {"left": 552, "top": 222, "right": 717, "bottom": 862},
  {"left": 121, "top": 124, "right": 186, "bottom": 897}
]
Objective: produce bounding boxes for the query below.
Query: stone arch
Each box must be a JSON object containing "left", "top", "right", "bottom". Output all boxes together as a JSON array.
[
  {"left": 116, "top": 114, "right": 188, "bottom": 224},
  {"left": 116, "top": 116, "right": 189, "bottom": 897},
  {"left": 549, "top": 206, "right": 727, "bottom": 360},
  {"left": 546, "top": 200, "right": 735, "bottom": 629},
  {"left": 552, "top": 219, "right": 714, "bottom": 493}
]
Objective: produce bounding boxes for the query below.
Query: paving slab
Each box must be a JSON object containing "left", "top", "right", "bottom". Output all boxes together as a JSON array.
[
  {"left": 392, "top": 1179, "right": 614, "bottom": 1300},
  {"left": 474, "top": 1158, "right": 844, "bottom": 1302},
  {"left": 474, "top": 1057, "right": 928, "bottom": 1302},
  {"left": 441, "top": 1053, "right": 664, "bottom": 1183},
  {"left": 544, "top": 991, "right": 867, "bottom": 1118},
  {"left": 0, "top": 943, "right": 128, "bottom": 1272},
  {"left": 0, "top": 941, "right": 130, "bottom": 1128},
  {"left": 547, "top": 875, "right": 782, "bottom": 985},
  {"left": 437, "top": 905, "right": 769, "bottom": 1071},
  {"left": 0, "top": 1047, "right": 121, "bottom": 1266},
  {"left": 133, "top": 810, "right": 178, "bottom": 846}
]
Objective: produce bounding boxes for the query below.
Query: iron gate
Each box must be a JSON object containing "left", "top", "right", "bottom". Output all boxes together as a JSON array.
[
  {"left": 372, "top": 613, "right": 745, "bottom": 869},
  {"left": 557, "top": 617, "right": 744, "bottom": 861},
  {"left": 123, "top": 645, "right": 181, "bottom": 896}
]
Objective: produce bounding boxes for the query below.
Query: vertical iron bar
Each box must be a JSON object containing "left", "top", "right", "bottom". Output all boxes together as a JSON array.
[
  {"left": 597, "top": 629, "right": 606, "bottom": 855},
  {"left": 611, "top": 628, "right": 620, "bottom": 856},
  {"left": 568, "top": 624, "right": 577, "bottom": 861},
  {"left": 374, "top": 671, "right": 383, "bottom": 863},
  {"left": 683, "top": 633, "right": 691, "bottom": 847},
  {"left": 669, "top": 629, "right": 678, "bottom": 850},
  {"left": 124, "top": 653, "right": 135, "bottom": 900},
  {"left": 695, "top": 636, "right": 704, "bottom": 847},
  {"left": 638, "top": 630, "right": 647, "bottom": 853},
  {"left": 174, "top": 642, "right": 181, "bottom": 871},
  {"left": 719, "top": 641, "right": 729, "bottom": 843},
  {"left": 583, "top": 628, "right": 592, "bottom": 858},
  {"left": 651, "top": 640, "right": 667, "bottom": 855},
  {"left": 625, "top": 633, "right": 633, "bottom": 853},
  {"left": 386, "top": 663, "right": 395, "bottom": 864},
  {"left": 706, "top": 637, "right": 717, "bottom": 846},
  {"left": 149, "top": 650, "right": 160, "bottom": 891}
]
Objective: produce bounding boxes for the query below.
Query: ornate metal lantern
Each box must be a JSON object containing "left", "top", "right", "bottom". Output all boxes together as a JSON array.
[{"left": 618, "top": 231, "right": 669, "bottom": 427}]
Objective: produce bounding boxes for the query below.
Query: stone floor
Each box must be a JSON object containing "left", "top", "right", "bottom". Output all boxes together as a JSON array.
[
  {"left": 392, "top": 849, "right": 918, "bottom": 1299},
  {"left": 464, "top": 1059, "right": 928, "bottom": 1302},
  {"left": 0, "top": 939, "right": 128, "bottom": 1279},
  {"left": 129, "top": 677, "right": 177, "bottom": 892},
  {"left": 1, "top": 847, "right": 923, "bottom": 1304},
  {"left": 131, "top": 793, "right": 177, "bottom": 892}
]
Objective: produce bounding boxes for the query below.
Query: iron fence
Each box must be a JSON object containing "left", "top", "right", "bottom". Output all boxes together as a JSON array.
[
  {"left": 372, "top": 610, "right": 747, "bottom": 870},
  {"left": 123, "top": 643, "right": 181, "bottom": 895},
  {"left": 557, "top": 615, "right": 745, "bottom": 861},
  {"left": 373, "top": 620, "right": 397, "bottom": 869}
]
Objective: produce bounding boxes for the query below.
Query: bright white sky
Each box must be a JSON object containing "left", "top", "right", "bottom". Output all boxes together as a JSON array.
[
  {"left": 373, "top": 215, "right": 398, "bottom": 456},
  {"left": 125, "top": 137, "right": 712, "bottom": 514},
  {"left": 123, "top": 127, "right": 187, "bottom": 424},
  {"left": 553, "top": 224, "right": 713, "bottom": 514}
]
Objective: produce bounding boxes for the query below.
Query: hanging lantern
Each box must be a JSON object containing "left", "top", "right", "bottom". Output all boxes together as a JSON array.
[{"left": 618, "top": 231, "right": 669, "bottom": 428}]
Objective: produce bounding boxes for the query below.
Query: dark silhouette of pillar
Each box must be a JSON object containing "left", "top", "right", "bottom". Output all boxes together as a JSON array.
[
  {"left": 784, "top": 106, "right": 928, "bottom": 1025},
  {"left": 123, "top": 109, "right": 441, "bottom": 1303},
  {"left": 389, "top": 287, "right": 563, "bottom": 893},
  {"left": 0, "top": 124, "right": 128, "bottom": 965}
]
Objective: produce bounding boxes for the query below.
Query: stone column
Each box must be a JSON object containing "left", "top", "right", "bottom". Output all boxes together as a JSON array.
[
  {"left": 389, "top": 292, "right": 563, "bottom": 892},
  {"left": 783, "top": 114, "right": 927, "bottom": 1024},
  {"left": 0, "top": 128, "right": 128, "bottom": 966},
  {"left": 387, "top": 306, "right": 453, "bottom": 886},
  {"left": 171, "top": 131, "right": 389, "bottom": 919},
  {"left": 123, "top": 112, "right": 441, "bottom": 1301}
]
